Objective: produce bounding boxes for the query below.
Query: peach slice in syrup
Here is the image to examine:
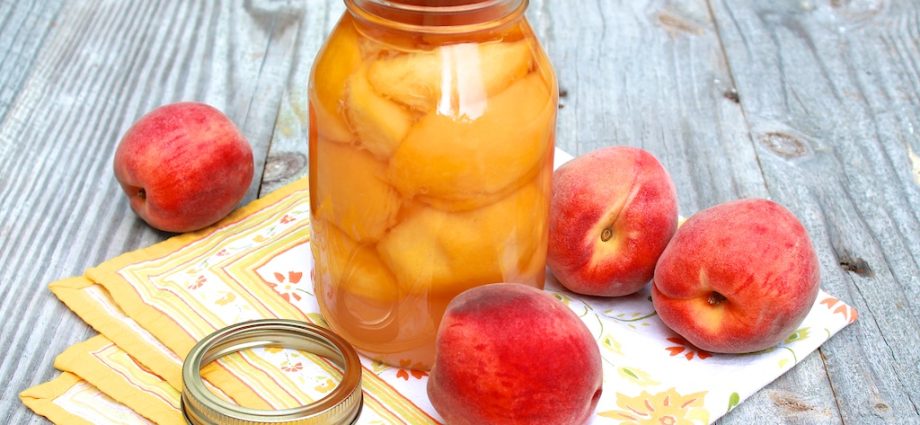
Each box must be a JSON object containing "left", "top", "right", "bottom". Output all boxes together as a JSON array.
[
  {"left": 377, "top": 182, "right": 547, "bottom": 297},
  {"left": 387, "top": 73, "right": 554, "bottom": 210},
  {"left": 313, "top": 139, "right": 401, "bottom": 242}
]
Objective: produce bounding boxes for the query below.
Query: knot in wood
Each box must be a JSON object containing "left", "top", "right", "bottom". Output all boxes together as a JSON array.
[
  {"left": 264, "top": 152, "right": 306, "bottom": 183},
  {"left": 760, "top": 132, "right": 808, "bottom": 159}
]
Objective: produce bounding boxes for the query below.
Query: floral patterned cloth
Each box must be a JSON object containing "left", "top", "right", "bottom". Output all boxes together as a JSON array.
[{"left": 21, "top": 149, "right": 856, "bottom": 424}]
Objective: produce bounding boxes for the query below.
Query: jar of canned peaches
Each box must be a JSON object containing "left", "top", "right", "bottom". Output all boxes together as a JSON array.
[{"left": 308, "top": 0, "right": 557, "bottom": 370}]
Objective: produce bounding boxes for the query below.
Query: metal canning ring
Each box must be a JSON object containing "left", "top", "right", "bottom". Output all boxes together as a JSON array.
[{"left": 181, "top": 319, "right": 363, "bottom": 425}]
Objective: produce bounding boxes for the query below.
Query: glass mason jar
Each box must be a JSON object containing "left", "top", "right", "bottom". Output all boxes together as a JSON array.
[{"left": 308, "top": 0, "right": 557, "bottom": 370}]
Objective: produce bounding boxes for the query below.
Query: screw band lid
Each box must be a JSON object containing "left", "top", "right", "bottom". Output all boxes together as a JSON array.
[{"left": 182, "top": 319, "right": 363, "bottom": 425}]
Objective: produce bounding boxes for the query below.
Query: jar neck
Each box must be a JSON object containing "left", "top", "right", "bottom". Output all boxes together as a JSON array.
[{"left": 346, "top": 0, "right": 527, "bottom": 34}]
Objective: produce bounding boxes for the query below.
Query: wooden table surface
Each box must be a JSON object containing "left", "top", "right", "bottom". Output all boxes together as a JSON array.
[{"left": 1, "top": 0, "right": 918, "bottom": 423}]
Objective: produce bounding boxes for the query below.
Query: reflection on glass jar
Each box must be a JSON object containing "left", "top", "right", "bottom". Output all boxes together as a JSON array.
[{"left": 308, "top": 0, "right": 557, "bottom": 370}]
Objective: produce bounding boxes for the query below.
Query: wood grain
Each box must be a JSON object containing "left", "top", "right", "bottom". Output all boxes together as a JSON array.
[
  {"left": 0, "top": 0, "right": 62, "bottom": 123},
  {"left": 259, "top": 2, "right": 344, "bottom": 195},
  {"left": 711, "top": 0, "right": 920, "bottom": 422},
  {"left": 0, "top": 1, "right": 335, "bottom": 423},
  {"left": 0, "top": 0, "right": 917, "bottom": 423}
]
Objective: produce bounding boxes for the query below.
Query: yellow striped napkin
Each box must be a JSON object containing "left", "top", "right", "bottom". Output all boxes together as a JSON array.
[
  {"left": 53, "top": 336, "right": 184, "bottom": 425},
  {"left": 21, "top": 372, "right": 155, "bottom": 425},
  {"left": 37, "top": 179, "right": 438, "bottom": 424}
]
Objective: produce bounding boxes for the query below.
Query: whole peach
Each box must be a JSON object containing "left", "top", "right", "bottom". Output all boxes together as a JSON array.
[
  {"left": 113, "top": 102, "right": 253, "bottom": 233},
  {"left": 652, "top": 199, "right": 820, "bottom": 353},
  {"left": 427, "top": 283, "right": 603, "bottom": 425},
  {"left": 548, "top": 146, "right": 678, "bottom": 296}
]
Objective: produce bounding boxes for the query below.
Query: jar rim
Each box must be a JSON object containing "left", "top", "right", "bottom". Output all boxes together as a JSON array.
[
  {"left": 181, "top": 319, "right": 363, "bottom": 425},
  {"left": 356, "top": 0, "right": 516, "bottom": 14},
  {"left": 346, "top": 0, "right": 528, "bottom": 34}
]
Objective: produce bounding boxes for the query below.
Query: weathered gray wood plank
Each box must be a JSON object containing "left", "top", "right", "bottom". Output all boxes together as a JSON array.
[
  {"left": 710, "top": 0, "right": 920, "bottom": 422},
  {"left": 2, "top": 0, "right": 918, "bottom": 423},
  {"left": 0, "top": 0, "right": 63, "bottom": 123},
  {"left": 258, "top": 2, "right": 344, "bottom": 195},
  {"left": 0, "top": 1, "right": 321, "bottom": 423}
]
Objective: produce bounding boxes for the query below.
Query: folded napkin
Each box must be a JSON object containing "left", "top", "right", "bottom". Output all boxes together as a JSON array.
[
  {"left": 23, "top": 148, "right": 856, "bottom": 424},
  {"left": 53, "top": 336, "right": 183, "bottom": 425},
  {"left": 48, "top": 182, "right": 437, "bottom": 423},
  {"left": 21, "top": 372, "right": 155, "bottom": 425}
]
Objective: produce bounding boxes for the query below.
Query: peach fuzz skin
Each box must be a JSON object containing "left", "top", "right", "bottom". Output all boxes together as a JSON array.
[
  {"left": 113, "top": 102, "right": 253, "bottom": 233},
  {"left": 427, "top": 283, "right": 602, "bottom": 425},
  {"left": 652, "top": 199, "right": 820, "bottom": 354},
  {"left": 547, "top": 146, "right": 678, "bottom": 297}
]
